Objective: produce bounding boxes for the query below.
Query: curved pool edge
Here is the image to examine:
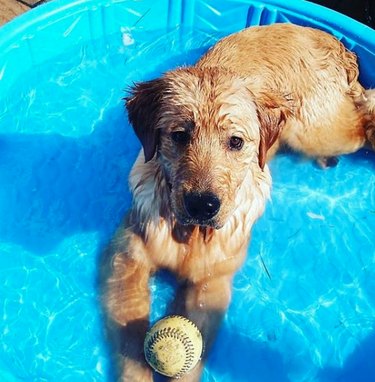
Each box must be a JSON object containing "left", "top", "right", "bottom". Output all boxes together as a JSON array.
[{"left": 1, "top": 0, "right": 374, "bottom": 52}]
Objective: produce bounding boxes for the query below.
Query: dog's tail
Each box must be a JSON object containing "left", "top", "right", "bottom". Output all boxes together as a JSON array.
[{"left": 361, "top": 89, "right": 375, "bottom": 149}]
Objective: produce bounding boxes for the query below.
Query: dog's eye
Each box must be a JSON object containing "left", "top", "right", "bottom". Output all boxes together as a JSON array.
[
  {"left": 229, "top": 136, "right": 244, "bottom": 151},
  {"left": 171, "top": 131, "right": 190, "bottom": 145}
]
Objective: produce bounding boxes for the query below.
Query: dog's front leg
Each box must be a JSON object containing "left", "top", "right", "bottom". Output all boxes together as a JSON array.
[
  {"left": 103, "top": 233, "right": 154, "bottom": 382},
  {"left": 169, "top": 275, "right": 232, "bottom": 381}
]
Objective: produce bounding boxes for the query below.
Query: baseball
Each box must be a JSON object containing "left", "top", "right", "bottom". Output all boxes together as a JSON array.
[{"left": 144, "top": 315, "right": 203, "bottom": 378}]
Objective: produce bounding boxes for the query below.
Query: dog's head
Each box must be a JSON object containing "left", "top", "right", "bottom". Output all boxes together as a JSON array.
[{"left": 126, "top": 67, "right": 293, "bottom": 228}]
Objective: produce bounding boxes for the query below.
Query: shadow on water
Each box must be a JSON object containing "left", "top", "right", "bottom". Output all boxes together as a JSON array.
[
  {"left": 203, "top": 319, "right": 375, "bottom": 382},
  {"left": 346, "top": 147, "right": 375, "bottom": 169},
  {"left": 272, "top": 145, "right": 375, "bottom": 169},
  {"left": 318, "top": 330, "right": 375, "bottom": 382},
  {"left": 0, "top": 42, "right": 212, "bottom": 256},
  {"left": 205, "top": 325, "right": 375, "bottom": 382},
  {"left": 0, "top": 105, "right": 138, "bottom": 254},
  {"left": 204, "top": 323, "right": 290, "bottom": 382}
]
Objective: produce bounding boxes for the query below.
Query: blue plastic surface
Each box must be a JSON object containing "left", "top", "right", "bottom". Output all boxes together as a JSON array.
[{"left": 0, "top": 0, "right": 375, "bottom": 381}]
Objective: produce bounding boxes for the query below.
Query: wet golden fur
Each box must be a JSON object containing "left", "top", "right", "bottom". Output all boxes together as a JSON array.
[{"left": 100, "top": 23, "right": 375, "bottom": 381}]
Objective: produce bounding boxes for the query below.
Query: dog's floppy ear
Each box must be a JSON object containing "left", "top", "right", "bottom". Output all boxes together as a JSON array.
[
  {"left": 125, "top": 78, "right": 166, "bottom": 162},
  {"left": 256, "top": 92, "right": 294, "bottom": 170}
]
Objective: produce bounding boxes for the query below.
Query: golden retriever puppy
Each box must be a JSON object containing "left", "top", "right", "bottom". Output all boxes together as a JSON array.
[{"left": 100, "top": 23, "right": 375, "bottom": 381}]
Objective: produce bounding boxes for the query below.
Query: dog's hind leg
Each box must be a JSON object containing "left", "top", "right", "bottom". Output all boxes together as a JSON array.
[{"left": 281, "top": 94, "right": 367, "bottom": 162}]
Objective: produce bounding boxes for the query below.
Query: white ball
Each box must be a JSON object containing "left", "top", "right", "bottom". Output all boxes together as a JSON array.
[{"left": 144, "top": 315, "right": 203, "bottom": 378}]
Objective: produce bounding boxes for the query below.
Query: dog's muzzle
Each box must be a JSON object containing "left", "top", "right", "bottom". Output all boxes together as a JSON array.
[{"left": 183, "top": 191, "right": 221, "bottom": 224}]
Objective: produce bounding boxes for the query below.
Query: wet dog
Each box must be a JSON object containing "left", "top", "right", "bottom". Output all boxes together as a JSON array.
[{"left": 100, "top": 23, "right": 375, "bottom": 381}]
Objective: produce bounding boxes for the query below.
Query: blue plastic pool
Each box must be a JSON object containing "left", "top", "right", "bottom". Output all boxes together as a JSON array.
[{"left": 1, "top": 0, "right": 375, "bottom": 381}]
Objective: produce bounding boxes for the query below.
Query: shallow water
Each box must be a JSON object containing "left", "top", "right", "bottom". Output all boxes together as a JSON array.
[{"left": 0, "top": 27, "right": 375, "bottom": 382}]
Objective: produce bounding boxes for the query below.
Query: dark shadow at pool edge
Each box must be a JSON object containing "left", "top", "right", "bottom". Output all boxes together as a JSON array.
[
  {"left": 204, "top": 322, "right": 290, "bottom": 382},
  {"left": 317, "top": 330, "right": 375, "bottom": 382},
  {"left": 204, "top": 321, "right": 375, "bottom": 382},
  {"left": 344, "top": 148, "right": 375, "bottom": 169}
]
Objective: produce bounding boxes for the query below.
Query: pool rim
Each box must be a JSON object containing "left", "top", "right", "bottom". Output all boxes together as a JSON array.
[{"left": 1, "top": 0, "right": 375, "bottom": 54}]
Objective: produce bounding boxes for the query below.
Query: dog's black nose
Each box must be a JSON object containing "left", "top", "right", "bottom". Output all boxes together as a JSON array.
[{"left": 183, "top": 192, "right": 221, "bottom": 221}]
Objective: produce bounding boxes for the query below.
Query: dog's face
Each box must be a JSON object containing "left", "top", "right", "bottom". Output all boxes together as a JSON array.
[{"left": 126, "top": 67, "right": 292, "bottom": 228}]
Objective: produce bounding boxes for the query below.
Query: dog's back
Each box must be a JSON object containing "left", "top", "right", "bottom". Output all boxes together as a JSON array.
[
  {"left": 198, "top": 23, "right": 374, "bottom": 159},
  {"left": 198, "top": 23, "right": 361, "bottom": 96}
]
